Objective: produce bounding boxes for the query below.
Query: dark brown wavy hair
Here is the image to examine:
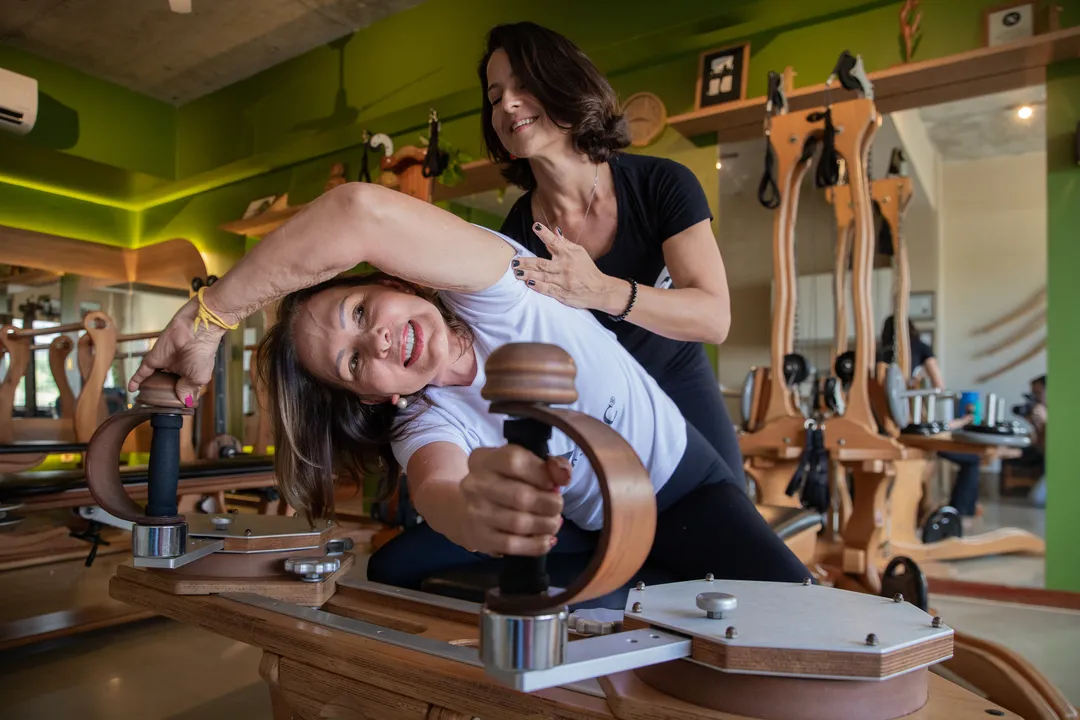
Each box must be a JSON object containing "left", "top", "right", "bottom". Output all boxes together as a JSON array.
[
  {"left": 257, "top": 273, "right": 473, "bottom": 520},
  {"left": 478, "top": 22, "right": 630, "bottom": 191}
]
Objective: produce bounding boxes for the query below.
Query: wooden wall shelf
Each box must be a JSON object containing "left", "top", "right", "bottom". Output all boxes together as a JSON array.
[
  {"left": 220, "top": 158, "right": 510, "bottom": 239},
  {"left": 668, "top": 27, "right": 1080, "bottom": 143}
]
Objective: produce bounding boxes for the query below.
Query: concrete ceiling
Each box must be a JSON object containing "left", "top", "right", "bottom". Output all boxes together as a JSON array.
[
  {"left": 0, "top": 0, "right": 428, "bottom": 104},
  {"left": 917, "top": 85, "right": 1046, "bottom": 162}
]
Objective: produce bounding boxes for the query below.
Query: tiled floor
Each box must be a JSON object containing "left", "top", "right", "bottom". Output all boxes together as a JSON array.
[{"left": 0, "top": 499, "right": 1073, "bottom": 719}]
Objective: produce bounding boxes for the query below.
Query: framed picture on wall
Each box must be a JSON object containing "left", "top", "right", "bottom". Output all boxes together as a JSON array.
[
  {"left": 909, "top": 291, "right": 936, "bottom": 321},
  {"left": 984, "top": 1, "right": 1036, "bottom": 47},
  {"left": 695, "top": 43, "right": 750, "bottom": 110}
]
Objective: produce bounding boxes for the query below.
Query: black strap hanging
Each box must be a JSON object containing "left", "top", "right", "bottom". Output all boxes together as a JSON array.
[
  {"left": 359, "top": 130, "right": 372, "bottom": 183},
  {"left": 785, "top": 420, "right": 830, "bottom": 512},
  {"left": 422, "top": 109, "right": 448, "bottom": 179},
  {"left": 757, "top": 71, "right": 787, "bottom": 210},
  {"left": 809, "top": 108, "right": 840, "bottom": 188}
]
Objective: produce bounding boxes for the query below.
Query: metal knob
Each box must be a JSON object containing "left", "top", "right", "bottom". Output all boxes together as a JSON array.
[
  {"left": 284, "top": 556, "right": 341, "bottom": 582},
  {"left": 210, "top": 515, "right": 233, "bottom": 530},
  {"left": 696, "top": 592, "right": 737, "bottom": 619}
]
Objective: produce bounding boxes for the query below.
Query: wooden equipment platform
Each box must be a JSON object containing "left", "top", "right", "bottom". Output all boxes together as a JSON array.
[{"left": 109, "top": 574, "right": 1019, "bottom": 720}]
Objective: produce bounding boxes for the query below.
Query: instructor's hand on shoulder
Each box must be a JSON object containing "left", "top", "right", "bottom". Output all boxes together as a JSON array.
[
  {"left": 127, "top": 297, "right": 226, "bottom": 407},
  {"left": 460, "top": 445, "right": 571, "bottom": 557}
]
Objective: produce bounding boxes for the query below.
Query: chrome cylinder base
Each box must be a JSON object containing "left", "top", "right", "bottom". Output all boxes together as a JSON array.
[
  {"left": 133, "top": 522, "right": 187, "bottom": 559},
  {"left": 480, "top": 606, "right": 568, "bottom": 672}
]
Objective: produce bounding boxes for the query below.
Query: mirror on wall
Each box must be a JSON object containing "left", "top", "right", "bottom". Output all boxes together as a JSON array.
[{"left": 717, "top": 83, "right": 1048, "bottom": 586}]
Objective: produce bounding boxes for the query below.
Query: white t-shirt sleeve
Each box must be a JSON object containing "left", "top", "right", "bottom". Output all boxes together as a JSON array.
[
  {"left": 439, "top": 227, "right": 534, "bottom": 320},
  {"left": 390, "top": 406, "right": 470, "bottom": 473}
]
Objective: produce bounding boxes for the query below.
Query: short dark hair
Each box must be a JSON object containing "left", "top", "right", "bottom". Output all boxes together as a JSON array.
[
  {"left": 478, "top": 22, "right": 631, "bottom": 191},
  {"left": 1032, "top": 374, "right": 1046, "bottom": 387},
  {"left": 258, "top": 273, "right": 473, "bottom": 520}
]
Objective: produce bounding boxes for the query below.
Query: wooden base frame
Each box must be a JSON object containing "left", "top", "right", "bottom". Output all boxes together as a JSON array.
[{"left": 102, "top": 575, "right": 1066, "bottom": 720}]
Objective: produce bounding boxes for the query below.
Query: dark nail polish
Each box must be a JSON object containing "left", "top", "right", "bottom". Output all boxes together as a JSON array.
[
  {"left": 515, "top": 269, "right": 524, "bottom": 277},
  {"left": 556, "top": 226, "right": 562, "bottom": 236},
  {"left": 527, "top": 279, "right": 535, "bottom": 286},
  {"left": 512, "top": 259, "right": 520, "bottom": 267},
  {"left": 533, "top": 222, "right": 543, "bottom": 232}
]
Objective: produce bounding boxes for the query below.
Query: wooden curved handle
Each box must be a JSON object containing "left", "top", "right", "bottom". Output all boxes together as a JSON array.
[
  {"left": 480, "top": 343, "right": 656, "bottom": 615},
  {"left": 84, "top": 371, "right": 193, "bottom": 526},
  {"left": 489, "top": 403, "right": 656, "bottom": 614}
]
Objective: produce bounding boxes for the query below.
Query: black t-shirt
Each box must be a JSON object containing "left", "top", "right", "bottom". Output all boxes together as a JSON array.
[{"left": 499, "top": 152, "right": 714, "bottom": 379}]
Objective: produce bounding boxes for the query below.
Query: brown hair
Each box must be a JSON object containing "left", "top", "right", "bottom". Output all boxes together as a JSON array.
[
  {"left": 478, "top": 21, "right": 630, "bottom": 191},
  {"left": 257, "top": 273, "right": 473, "bottom": 520}
]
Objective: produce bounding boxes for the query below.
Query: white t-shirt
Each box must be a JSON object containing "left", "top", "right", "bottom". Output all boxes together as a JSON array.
[{"left": 390, "top": 230, "right": 687, "bottom": 531}]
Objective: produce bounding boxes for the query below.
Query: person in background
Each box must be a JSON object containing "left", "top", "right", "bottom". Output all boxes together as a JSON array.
[
  {"left": 881, "top": 316, "right": 982, "bottom": 521},
  {"left": 477, "top": 22, "right": 744, "bottom": 485},
  {"left": 1018, "top": 375, "right": 1047, "bottom": 507}
]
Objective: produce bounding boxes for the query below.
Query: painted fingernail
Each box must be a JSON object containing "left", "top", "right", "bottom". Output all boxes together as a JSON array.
[
  {"left": 556, "top": 226, "right": 563, "bottom": 236},
  {"left": 550, "top": 536, "right": 558, "bottom": 547},
  {"left": 533, "top": 222, "right": 543, "bottom": 232},
  {"left": 527, "top": 279, "right": 535, "bottom": 286},
  {"left": 512, "top": 259, "right": 520, "bottom": 267},
  {"left": 515, "top": 269, "right": 524, "bottom": 277},
  {"left": 184, "top": 394, "right": 193, "bottom": 408}
]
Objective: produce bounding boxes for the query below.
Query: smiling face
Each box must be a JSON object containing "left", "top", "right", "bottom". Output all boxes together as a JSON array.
[
  {"left": 485, "top": 48, "right": 569, "bottom": 160},
  {"left": 292, "top": 282, "right": 452, "bottom": 402}
]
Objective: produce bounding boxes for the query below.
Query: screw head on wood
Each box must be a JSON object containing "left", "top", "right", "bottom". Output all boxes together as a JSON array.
[
  {"left": 705, "top": 573, "right": 715, "bottom": 582},
  {"left": 803, "top": 577, "right": 813, "bottom": 586},
  {"left": 631, "top": 602, "right": 643, "bottom": 613},
  {"left": 932, "top": 616, "right": 943, "bottom": 628},
  {"left": 635, "top": 581, "right": 645, "bottom": 592},
  {"left": 244, "top": 529, "right": 253, "bottom": 536},
  {"left": 866, "top": 633, "right": 879, "bottom": 646},
  {"left": 893, "top": 593, "right": 904, "bottom": 603},
  {"left": 725, "top": 626, "right": 738, "bottom": 639}
]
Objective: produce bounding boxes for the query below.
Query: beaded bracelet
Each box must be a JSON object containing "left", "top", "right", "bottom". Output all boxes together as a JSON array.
[{"left": 609, "top": 278, "right": 638, "bottom": 322}]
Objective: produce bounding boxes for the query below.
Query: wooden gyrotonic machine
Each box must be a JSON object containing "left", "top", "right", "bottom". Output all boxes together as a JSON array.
[{"left": 91, "top": 342, "right": 1047, "bottom": 720}]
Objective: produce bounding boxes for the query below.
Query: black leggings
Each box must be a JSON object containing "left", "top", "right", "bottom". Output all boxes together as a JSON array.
[
  {"left": 367, "top": 424, "right": 809, "bottom": 609},
  {"left": 655, "top": 351, "right": 746, "bottom": 487}
]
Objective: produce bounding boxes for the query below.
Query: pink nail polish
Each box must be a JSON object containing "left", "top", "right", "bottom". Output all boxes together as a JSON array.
[
  {"left": 550, "top": 536, "right": 558, "bottom": 547},
  {"left": 184, "top": 394, "right": 193, "bottom": 407}
]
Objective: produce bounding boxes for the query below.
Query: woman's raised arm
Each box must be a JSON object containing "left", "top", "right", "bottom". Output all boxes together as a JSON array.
[{"left": 129, "top": 182, "right": 514, "bottom": 401}]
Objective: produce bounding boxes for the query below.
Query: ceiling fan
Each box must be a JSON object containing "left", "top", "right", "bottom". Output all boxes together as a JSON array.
[{"left": 169, "top": 0, "right": 192, "bottom": 13}]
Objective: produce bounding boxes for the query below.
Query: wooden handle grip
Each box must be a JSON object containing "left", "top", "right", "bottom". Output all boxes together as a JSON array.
[{"left": 482, "top": 343, "right": 656, "bottom": 615}]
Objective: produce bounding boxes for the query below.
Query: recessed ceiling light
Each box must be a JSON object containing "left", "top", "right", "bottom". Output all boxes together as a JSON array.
[
  {"left": 1018, "top": 106, "right": 1033, "bottom": 120},
  {"left": 715, "top": 161, "right": 723, "bottom": 170}
]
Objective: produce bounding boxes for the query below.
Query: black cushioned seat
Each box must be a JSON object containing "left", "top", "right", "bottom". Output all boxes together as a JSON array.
[{"left": 0, "top": 456, "right": 275, "bottom": 502}]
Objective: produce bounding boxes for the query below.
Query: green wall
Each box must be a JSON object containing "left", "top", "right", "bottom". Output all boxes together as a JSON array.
[
  {"left": 3, "top": 0, "right": 1079, "bottom": 588},
  {"left": 1045, "top": 58, "right": 1080, "bottom": 593}
]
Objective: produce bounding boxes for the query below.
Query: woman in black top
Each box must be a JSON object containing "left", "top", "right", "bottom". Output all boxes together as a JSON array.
[{"left": 478, "top": 22, "right": 744, "bottom": 483}]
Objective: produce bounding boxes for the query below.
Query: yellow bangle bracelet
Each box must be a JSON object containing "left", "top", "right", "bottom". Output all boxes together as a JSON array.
[{"left": 192, "top": 287, "right": 240, "bottom": 334}]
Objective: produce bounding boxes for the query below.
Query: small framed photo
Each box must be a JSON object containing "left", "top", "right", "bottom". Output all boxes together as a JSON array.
[
  {"left": 909, "top": 291, "right": 935, "bottom": 321},
  {"left": 984, "top": 1, "right": 1036, "bottom": 47},
  {"left": 695, "top": 43, "right": 750, "bottom": 110},
  {"left": 242, "top": 195, "right": 279, "bottom": 219}
]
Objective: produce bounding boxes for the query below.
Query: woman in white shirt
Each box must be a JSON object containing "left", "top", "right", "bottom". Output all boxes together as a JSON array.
[{"left": 130, "top": 182, "right": 808, "bottom": 606}]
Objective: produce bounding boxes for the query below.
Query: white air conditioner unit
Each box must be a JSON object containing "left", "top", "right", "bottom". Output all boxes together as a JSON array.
[{"left": 0, "top": 67, "right": 38, "bottom": 136}]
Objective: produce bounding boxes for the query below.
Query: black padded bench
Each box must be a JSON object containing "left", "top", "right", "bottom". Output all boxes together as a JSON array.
[{"left": 417, "top": 507, "right": 825, "bottom": 605}]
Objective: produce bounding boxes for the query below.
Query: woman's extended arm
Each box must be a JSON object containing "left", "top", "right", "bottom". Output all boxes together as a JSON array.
[
  {"left": 407, "top": 441, "right": 569, "bottom": 556},
  {"left": 130, "top": 182, "right": 514, "bottom": 398},
  {"left": 203, "top": 182, "right": 514, "bottom": 327}
]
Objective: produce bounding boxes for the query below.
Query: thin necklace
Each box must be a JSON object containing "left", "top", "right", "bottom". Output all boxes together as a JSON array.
[{"left": 539, "top": 163, "right": 599, "bottom": 243}]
